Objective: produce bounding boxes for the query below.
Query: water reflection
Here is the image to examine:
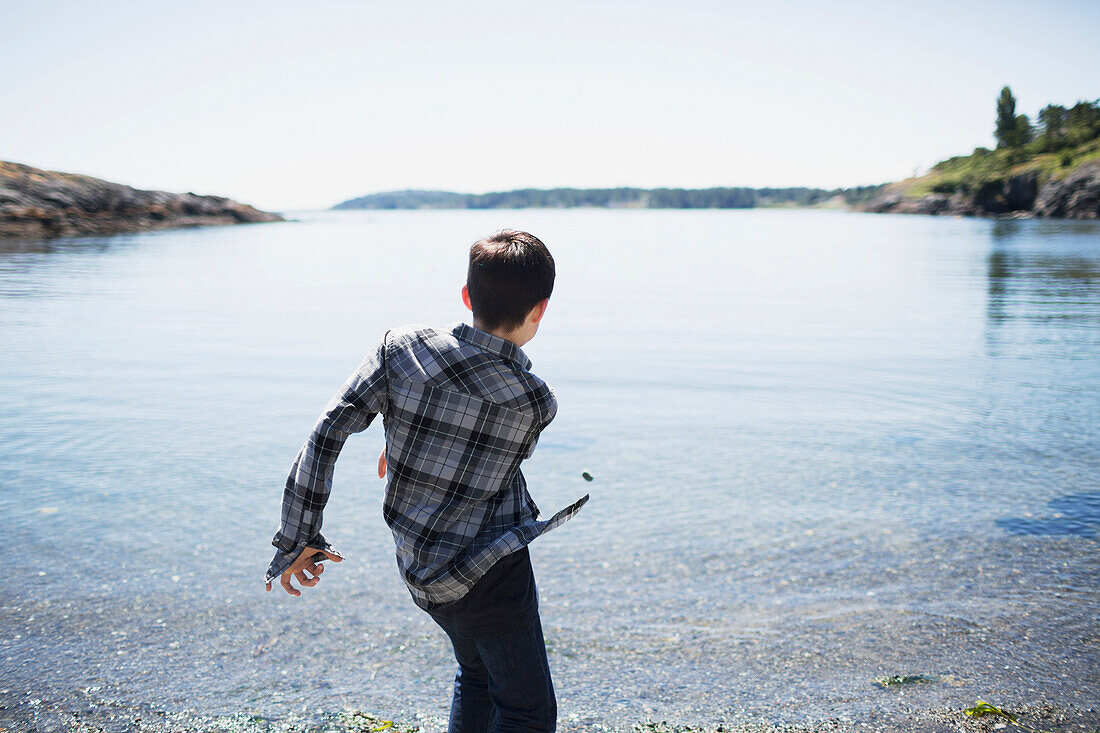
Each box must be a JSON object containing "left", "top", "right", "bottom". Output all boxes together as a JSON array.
[
  {"left": 0, "top": 234, "right": 148, "bottom": 299},
  {"left": 991, "top": 218, "right": 1100, "bottom": 239},
  {"left": 997, "top": 493, "right": 1100, "bottom": 537},
  {"left": 987, "top": 250, "right": 1100, "bottom": 320},
  {"left": 0, "top": 236, "right": 121, "bottom": 259},
  {"left": 985, "top": 221, "right": 1100, "bottom": 337}
]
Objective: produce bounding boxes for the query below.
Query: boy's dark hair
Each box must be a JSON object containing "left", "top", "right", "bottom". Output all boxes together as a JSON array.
[{"left": 467, "top": 229, "right": 555, "bottom": 332}]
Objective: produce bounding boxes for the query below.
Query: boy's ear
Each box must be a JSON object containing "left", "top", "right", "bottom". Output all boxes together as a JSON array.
[
  {"left": 529, "top": 298, "right": 549, "bottom": 324},
  {"left": 461, "top": 285, "right": 473, "bottom": 312}
]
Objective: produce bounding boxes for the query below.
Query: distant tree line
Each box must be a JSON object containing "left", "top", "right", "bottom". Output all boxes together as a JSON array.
[
  {"left": 333, "top": 185, "right": 885, "bottom": 211},
  {"left": 994, "top": 86, "right": 1100, "bottom": 153}
]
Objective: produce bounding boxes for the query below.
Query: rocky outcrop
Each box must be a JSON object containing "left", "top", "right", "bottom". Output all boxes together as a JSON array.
[
  {"left": 861, "top": 191, "right": 977, "bottom": 216},
  {"left": 860, "top": 164, "right": 1100, "bottom": 220},
  {"left": 1032, "top": 162, "right": 1100, "bottom": 219},
  {"left": 0, "top": 160, "right": 283, "bottom": 238},
  {"left": 974, "top": 172, "right": 1039, "bottom": 214}
]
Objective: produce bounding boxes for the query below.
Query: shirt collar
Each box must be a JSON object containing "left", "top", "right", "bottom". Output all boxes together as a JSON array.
[{"left": 451, "top": 322, "right": 533, "bottom": 370}]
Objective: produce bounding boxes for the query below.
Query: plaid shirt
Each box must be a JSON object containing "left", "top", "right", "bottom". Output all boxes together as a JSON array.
[{"left": 265, "top": 322, "right": 588, "bottom": 607}]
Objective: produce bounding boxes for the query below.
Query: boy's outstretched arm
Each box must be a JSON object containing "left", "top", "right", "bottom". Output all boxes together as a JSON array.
[{"left": 265, "top": 335, "right": 389, "bottom": 595}]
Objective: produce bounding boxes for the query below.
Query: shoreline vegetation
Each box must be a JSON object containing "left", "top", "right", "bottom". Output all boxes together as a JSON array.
[
  {"left": 861, "top": 88, "right": 1100, "bottom": 219},
  {"left": 331, "top": 185, "right": 886, "bottom": 212},
  {"left": 334, "top": 88, "right": 1099, "bottom": 221},
  {"left": 0, "top": 160, "right": 282, "bottom": 239},
  {"left": 3, "top": 90, "right": 1097, "bottom": 241}
]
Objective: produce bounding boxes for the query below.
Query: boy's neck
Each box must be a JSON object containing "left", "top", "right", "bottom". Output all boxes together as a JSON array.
[{"left": 472, "top": 318, "right": 526, "bottom": 347}]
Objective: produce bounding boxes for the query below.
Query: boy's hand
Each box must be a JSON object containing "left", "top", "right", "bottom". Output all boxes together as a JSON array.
[
  {"left": 265, "top": 547, "right": 342, "bottom": 597},
  {"left": 377, "top": 449, "right": 387, "bottom": 478}
]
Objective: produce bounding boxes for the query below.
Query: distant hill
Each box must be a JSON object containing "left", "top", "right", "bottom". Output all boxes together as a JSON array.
[
  {"left": 332, "top": 185, "right": 886, "bottom": 211},
  {"left": 0, "top": 161, "right": 283, "bottom": 238},
  {"left": 862, "top": 89, "right": 1100, "bottom": 219}
]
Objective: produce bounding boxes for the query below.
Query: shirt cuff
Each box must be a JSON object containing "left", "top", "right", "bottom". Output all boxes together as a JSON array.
[{"left": 264, "top": 531, "right": 342, "bottom": 585}]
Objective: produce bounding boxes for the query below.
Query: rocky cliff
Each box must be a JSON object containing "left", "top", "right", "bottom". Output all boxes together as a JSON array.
[
  {"left": 0, "top": 161, "right": 283, "bottom": 238},
  {"left": 1031, "top": 162, "right": 1100, "bottom": 218},
  {"left": 861, "top": 162, "right": 1100, "bottom": 219}
]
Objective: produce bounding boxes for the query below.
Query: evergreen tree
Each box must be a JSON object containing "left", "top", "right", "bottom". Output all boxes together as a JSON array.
[
  {"left": 1038, "top": 104, "right": 1067, "bottom": 141},
  {"left": 1013, "top": 113, "right": 1033, "bottom": 147},
  {"left": 995, "top": 86, "right": 1018, "bottom": 148}
]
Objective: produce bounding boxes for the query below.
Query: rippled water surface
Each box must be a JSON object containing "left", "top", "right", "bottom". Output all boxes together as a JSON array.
[{"left": 1, "top": 210, "right": 1098, "bottom": 731}]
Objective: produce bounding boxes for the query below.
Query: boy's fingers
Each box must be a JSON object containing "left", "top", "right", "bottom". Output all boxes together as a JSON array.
[
  {"left": 278, "top": 547, "right": 341, "bottom": 594},
  {"left": 377, "top": 450, "right": 387, "bottom": 478},
  {"left": 280, "top": 574, "right": 301, "bottom": 597},
  {"left": 265, "top": 581, "right": 272, "bottom": 592},
  {"left": 295, "top": 569, "right": 319, "bottom": 587}
]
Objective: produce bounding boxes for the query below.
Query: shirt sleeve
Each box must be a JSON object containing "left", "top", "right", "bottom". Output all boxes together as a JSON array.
[
  {"left": 524, "top": 385, "right": 558, "bottom": 459},
  {"left": 265, "top": 334, "right": 390, "bottom": 584}
]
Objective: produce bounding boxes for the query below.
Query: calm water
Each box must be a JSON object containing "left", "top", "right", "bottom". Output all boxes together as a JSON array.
[{"left": 1, "top": 209, "right": 1098, "bottom": 732}]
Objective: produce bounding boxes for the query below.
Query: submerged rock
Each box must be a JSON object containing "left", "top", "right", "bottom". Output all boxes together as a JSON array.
[
  {"left": 873, "top": 674, "right": 939, "bottom": 689},
  {"left": 0, "top": 160, "right": 283, "bottom": 238}
]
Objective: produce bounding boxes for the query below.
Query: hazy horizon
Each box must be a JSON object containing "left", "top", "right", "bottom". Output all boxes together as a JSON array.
[{"left": 3, "top": 1, "right": 1098, "bottom": 211}]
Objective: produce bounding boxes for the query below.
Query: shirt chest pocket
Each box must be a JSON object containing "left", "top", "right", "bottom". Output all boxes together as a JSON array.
[{"left": 387, "top": 379, "right": 537, "bottom": 497}]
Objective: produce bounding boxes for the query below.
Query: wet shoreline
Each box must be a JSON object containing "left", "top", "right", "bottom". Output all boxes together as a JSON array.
[{"left": 4, "top": 691, "right": 1098, "bottom": 733}]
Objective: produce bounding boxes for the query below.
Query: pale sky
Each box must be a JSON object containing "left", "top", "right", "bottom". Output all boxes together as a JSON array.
[{"left": 2, "top": 1, "right": 1098, "bottom": 211}]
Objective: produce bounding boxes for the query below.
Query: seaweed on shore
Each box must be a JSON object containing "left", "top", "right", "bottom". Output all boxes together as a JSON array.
[
  {"left": 964, "top": 700, "right": 1069, "bottom": 733},
  {"left": 339, "top": 711, "right": 414, "bottom": 731}
]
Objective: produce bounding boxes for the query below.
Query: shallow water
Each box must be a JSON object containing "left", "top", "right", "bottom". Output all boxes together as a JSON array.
[{"left": 1, "top": 209, "right": 1098, "bottom": 732}]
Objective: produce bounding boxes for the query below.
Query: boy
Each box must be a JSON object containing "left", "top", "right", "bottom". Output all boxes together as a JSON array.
[{"left": 264, "top": 229, "right": 588, "bottom": 733}]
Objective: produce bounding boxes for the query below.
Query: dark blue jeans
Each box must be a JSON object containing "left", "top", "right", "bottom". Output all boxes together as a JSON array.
[{"left": 430, "top": 609, "right": 556, "bottom": 733}]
